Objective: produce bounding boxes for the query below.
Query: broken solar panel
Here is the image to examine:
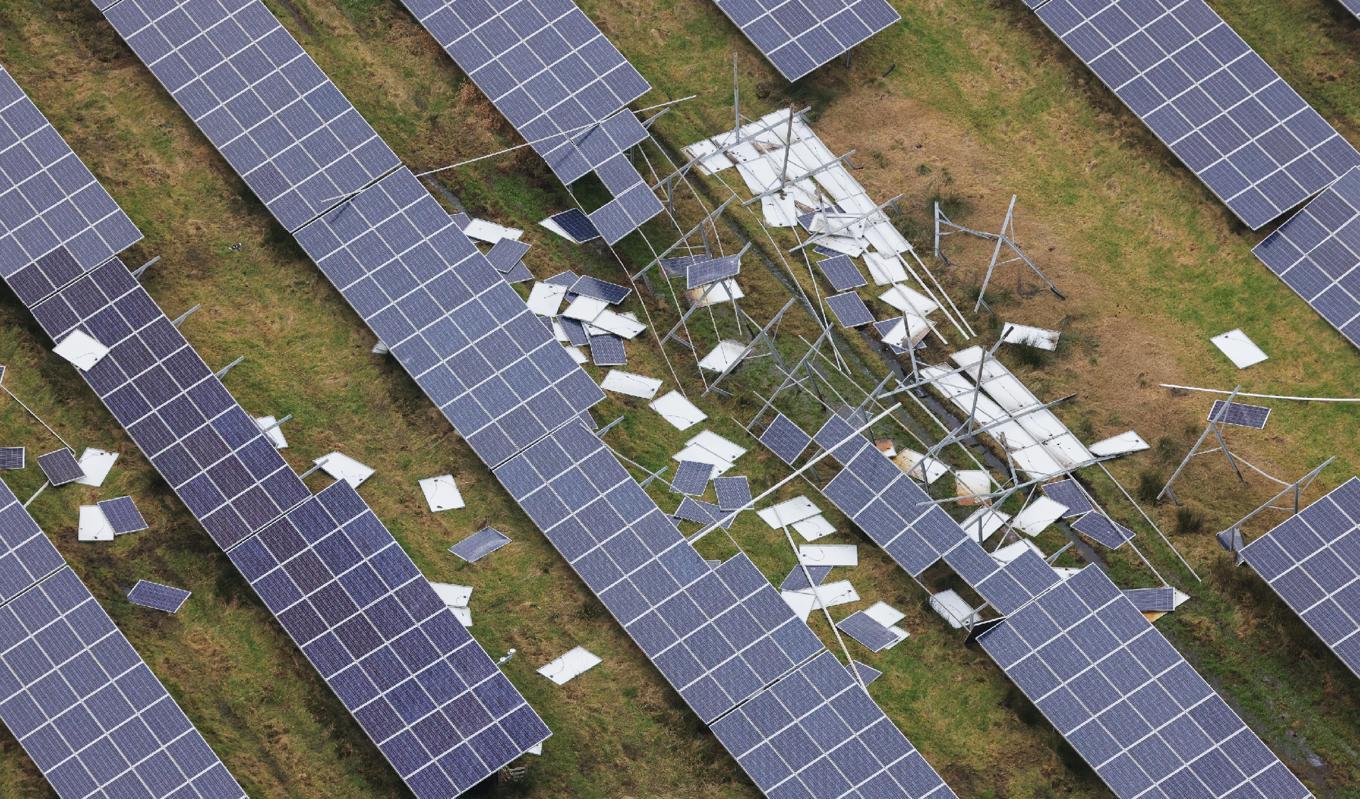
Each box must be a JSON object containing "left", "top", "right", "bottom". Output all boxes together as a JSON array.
[
  {"left": 127, "top": 579, "right": 191, "bottom": 613},
  {"left": 1123, "top": 587, "right": 1178, "bottom": 613},
  {"left": 0, "top": 447, "right": 22, "bottom": 469},
  {"left": 714, "top": 475, "right": 752, "bottom": 511},
  {"left": 760, "top": 413, "right": 812, "bottom": 465},
  {"left": 0, "top": 68, "right": 141, "bottom": 307},
  {"left": 30, "top": 259, "right": 311, "bottom": 550},
  {"left": 1031, "top": 0, "right": 1360, "bottom": 230},
  {"left": 671, "top": 459, "right": 713, "bottom": 496},
  {"left": 872, "top": 317, "right": 911, "bottom": 355},
  {"left": 817, "top": 254, "right": 867, "bottom": 292},
  {"left": 493, "top": 421, "right": 823, "bottom": 723},
  {"left": 978, "top": 565, "right": 1310, "bottom": 799},
  {"left": 1252, "top": 166, "right": 1360, "bottom": 348},
  {"left": 449, "top": 526, "right": 513, "bottom": 563},
  {"left": 836, "top": 610, "right": 898, "bottom": 652},
  {"left": 710, "top": 0, "right": 902, "bottom": 82},
  {"left": 570, "top": 275, "right": 631, "bottom": 305},
  {"left": 588, "top": 334, "right": 627, "bottom": 366},
  {"left": 101, "top": 0, "right": 401, "bottom": 233},
  {"left": 826, "top": 291, "right": 875, "bottom": 328},
  {"left": 779, "top": 564, "right": 831, "bottom": 592},
  {"left": 486, "top": 238, "right": 531, "bottom": 273},
  {"left": 295, "top": 167, "right": 604, "bottom": 468},
  {"left": 685, "top": 254, "right": 741, "bottom": 289},
  {"left": 1241, "top": 476, "right": 1360, "bottom": 678},
  {"left": 1042, "top": 478, "right": 1095, "bottom": 518},
  {"left": 228, "top": 481, "right": 550, "bottom": 796},
  {"left": 588, "top": 177, "right": 664, "bottom": 245},
  {"left": 502, "top": 261, "right": 534, "bottom": 284},
  {"left": 1208, "top": 399, "right": 1271, "bottom": 429},
  {"left": 1071, "top": 512, "right": 1135, "bottom": 549},
  {"left": 0, "top": 567, "right": 249, "bottom": 799},
  {"left": 710, "top": 651, "right": 957, "bottom": 799},
  {"left": 99, "top": 495, "right": 148, "bottom": 535},
  {"left": 548, "top": 209, "right": 600, "bottom": 243},
  {"left": 0, "top": 478, "right": 64, "bottom": 603},
  {"left": 674, "top": 496, "right": 725, "bottom": 526},
  {"left": 36, "top": 447, "right": 83, "bottom": 486}
]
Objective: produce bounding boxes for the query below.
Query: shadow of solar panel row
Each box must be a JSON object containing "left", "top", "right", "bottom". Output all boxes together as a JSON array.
[
  {"left": 0, "top": 66, "right": 142, "bottom": 307},
  {"left": 1207, "top": 399, "right": 1271, "bottom": 429},
  {"left": 228, "top": 480, "right": 549, "bottom": 796},
  {"left": 711, "top": 651, "right": 957, "bottom": 799},
  {"left": 1031, "top": 0, "right": 1360, "bottom": 230},
  {"left": 100, "top": 0, "right": 402, "bottom": 232},
  {"left": 978, "top": 565, "right": 1311, "bottom": 799},
  {"left": 711, "top": 0, "right": 901, "bottom": 82},
  {"left": 1240, "top": 477, "right": 1360, "bottom": 679},
  {"left": 294, "top": 167, "right": 605, "bottom": 467},
  {"left": 1071, "top": 512, "right": 1135, "bottom": 550},
  {"left": 29, "top": 258, "right": 310, "bottom": 550},
  {"left": 1252, "top": 166, "right": 1360, "bottom": 349}
]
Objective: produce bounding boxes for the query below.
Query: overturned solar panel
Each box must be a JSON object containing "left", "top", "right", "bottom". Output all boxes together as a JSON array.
[{"left": 450, "top": 527, "right": 513, "bottom": 563}]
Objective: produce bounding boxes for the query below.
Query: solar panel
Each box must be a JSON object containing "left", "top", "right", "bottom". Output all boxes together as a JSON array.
[
  {"left": 502, "top": 261, "right": 534, "bottom": 285},
  {"left": 674, "top": 496, "right": 724, "bottom": 526},
  {"left": 588, "top": 333, "right": 627, "bottom": 366},
  {"left": 1251, "top": 166, "right": 1360, "bottom": 348},
  {"left": 1031, "top": 0, "right": 1360, "bottom": 230},
  {"left": 778, "top": 564, "right": 832, "bottom": 592},
  {"left": 760, "top": 413, "right": 812, "bottom": 465},
  {"left": 0, "top": 567, "right": 248, "bottom": 799},
  {"left": 98, "top": 496, "right": 148, "bottom": 535},
  {"left": 0, "top": 447, "right": 23, "bottom": 469},
  {"left": 1208, "top": 399, "right": 1271, "bottom": 429},
  {"left": 709, "top": 0, "right": 902, "bottom": 82},
  {"left": 825, "top": 291, "right": 875, "bottom": 328},
  {"left": 294, "top": 167, "right": 605, "bottom": 468},
  {"left": 710, "top": 651, "right": 957, "bottom": 799},
  {"left": 570, "top": 275, "right": 631, "bottom": 305},
  {"left": 848, "top": 659, "right": 882, "bottom": 686},
  {"left": 816, "top": 254, "right": 867, "bottom": 292},
  {"left": 587, "top": 175, "right": 665, "bottom": 245},
  {"left": 872, "top": 317, "right": 911, "bottom": 355},
  {"left": 1342, "top": 0, "right": 1360, "bottom": 20},
  {"left": 1071, "top": 512, "right": 1135, "bottom": 549},
  {"left": 31, "top": 260, "right": 310, "bottom": 550},
  {"left": 671, "top": 460, "right": 713, "bottom": 496},
  {"left": 978, "top": 565, "right": 1310, "bottom": 799},
  {"left": 36, "top": 448, "right": 83, "bottom": 486},
  {"left": 714, "top": 475, "right": 752, "bottom": 511},
  {"left": 485, "top": 238, "right": 531, "bottom": 274},
  {"left": 560, "top": 316, "right": 590, "bottom": 347},
  {"left": 1041, "top": 478, "right": 1096, "bottom": 517},
  {"left": 0, "top": 67, "right": 141, "bottom": 307},
  {"left": 685, "top": 254, "right": 741, "bottom": 290},
  {"left": 548, "top": 208, "right": 600, "bottom": 243},
  {"left": 229, "top": 481, "right": 550, "bottom": 796},
  {"left": 449, "top": 527, "right": 512, "bottom": 564},
  {"left": 1241, "top": 477, "right": 1360, "bottom": 679},
  {"left": 127, "top": 579, "right": 191, "bottom": 613},
  {"left": 836, "top": 611, "right": 898, "bottom": 652},
  {"left": 101, "top": 0, "right": 401, "bottom": 232},
  {"left": 1122, "top": 587, "right": 1177, "bottom": 613},
  {"left": 0, "top": 479, "right": 64, "bottom": 603}
]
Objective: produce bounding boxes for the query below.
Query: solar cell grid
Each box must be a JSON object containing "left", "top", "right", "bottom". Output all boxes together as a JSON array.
[
  {"left": 759, "top": 413, "right": 812, "bottom": 465},
  {"left": 714, "top": 475, "right": 752, "bottom": 511},
  {"left": 0, "top": 567, "right": 247, "bottom": 799},
  {"left": 126, "top": 579, "right": 191, "bottom": 613},
  {"left": 1241, "top": 477, "right": 1360, "bottom": 679},
  {"left": 816, "top": 254, "right": 867, "bottom": 292},
  {"left": 227, "top": 480, "right": 549, "bottom": 796},
  {"left": 1041, "top": 478, "right": 1095, "bottom": 517},
  {"left": 0, "top": 478, "right": 64, "bottom": 604},
  {"left": 570, "top": 274, "right": 631, "bottom": 305},
  {"left": 778, "top": 564, "right": 831, "bottom": 592},
  {"left": 685, "top": 254, "right": 741, "bottom": 289},
  {"left": 294, "top": 167, "right": 604, "bottom": 468},
  {"left": 671, "top": 460, "right": 713, "bottom": 496},
  {"left": 35, "top": 448, "right": 83, "bottom": 487},
  {"left": 0, "top": 447, "right": 23, "bottom": 469},
  {"left": 485, "top": 238, "right": 531, "bottom": 274},
  {"left": 1122, "top": 587, "right": 1177, "bottom": 613},
  {"left": 1252, "top": 166, "right": 1360, "bottom": 348},
  {"left": 825, "top": 291, "right": 875, "bottom": 328},
  {"left": 98, "top": 496, "right": 147, "bottom": 535},
  {"left": 978, "top": 565, "right": 1311, "bottom": 799},
  {"left": 588, "top": 333, "right": 627, "bottom": 366},
  {"left": 1032, "top": 0, "right": 1360, "bottom": 230},
  {"left": 548, "top": 208, "right": 599, "bottom": 243},
  {"left": 835, "top": 610, "right": 897, "bottom": 652},
  {"left": 101, "top": 0, "right": 402, "bottom": 232},
  {"left": 0, "top": 67, "right": 141, "bottom": 307},
  {"left": 674, "top": 496, "right": 725, "bottom": 526},
  {"left": 587, "top": 177, "right": 664, "bottom": 245},
  {"left": 1208, "top": 399, "right": 1271, "bottom": 429},
  {"left": 30, "top": 259, "right": 310, "bottom": 550},
  {"left": 710, "top": 0, "right": 903, "bottom": 82},
  {"left": 449, "top": 527, "right": 512, "bottom": 563},
  {"left": 1071, "top": 512, "right": 1135, "bottom": 550}
]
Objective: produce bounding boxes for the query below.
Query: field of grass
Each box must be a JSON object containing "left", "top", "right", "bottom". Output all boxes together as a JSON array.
[{"left": 1, "top": 1, "right": 1360, "bottom": 798}]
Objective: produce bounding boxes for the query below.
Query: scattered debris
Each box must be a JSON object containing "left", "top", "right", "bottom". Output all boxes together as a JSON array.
[
  {"left": 601, "top": 370, "right": 662, "bottom": 399},
  {"left": 420, "top": 475, "right": 465, "bottom": 513},
  {"left": 52, "top": 330, "right": 109, "bottom": 370},
  {"left": 1001, "top": 322, "right": 1060, "bottom": 351},
  {"left": 538, "top": 646, "right": 602, "bottom": 686},
  {"left": 314, "top": 452, "right": 374, "bottom": 488},
  {"left": 74, "top": 448, "right": 117, "bottom": 487},
  {"left": 449, "top": 527, "right": 512, "bottom": 563},
  {"left": 1088, "top": 431, "right": 1149, "bottom": 457},
  {"left": 127, "top": 580, "right": 190, "bottom": 614},
  {"left": 1211, "top": 329, "right": 1268, "bottom": 369},
  {"left": 650, "top": 391, "right": 706, "bottom": 430}
]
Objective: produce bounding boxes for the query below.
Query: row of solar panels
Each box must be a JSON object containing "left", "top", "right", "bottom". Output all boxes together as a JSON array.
[
  {"left": 757, "top": 410, "right": 1314, "bottom": 799},
  {"left": 0, "top": 59, "right": 548, "bottom": 799},
  {"left": 87, "top": 1, "right": 963, "bottom": 795}
]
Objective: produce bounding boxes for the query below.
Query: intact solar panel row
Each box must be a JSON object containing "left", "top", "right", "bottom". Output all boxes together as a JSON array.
[
  {"left": 1208, "top": 399, "right": 1271, "bottom": 429},
  {"left": 1241, "top": 477, "right": 1360, "bottom": 679},
  {"left": 29, "top": 258, "right": 310, "bottom": 551},
  {"left": 1031, "top": 0, "right": 1360, "bottom": 230},
  {"left": 710, "top": 652, "right": 958, "bottom": 799},
  {"left": 295, "top": 167, "right": 604, "bottom": 467},
  {"left": 0, "top": 65, "right": 141, "bottom": 307},
  {"left": 0, "top": 479, "right": 65, "bottom": 605},
  {"left": 1252, "top": 166, "right": 1360, "bottom": 348},
  {"left": 586, "top": 162, "right": 665, "bottom": 245},
  {"left": 979, "top": 565, "right": 1311, "bottom": 799},
  {"left": 228, "top": 480, "right": 549, "bottom": 796},
  {"left": 711, "top": 0, "right": 902, "bottom": 82},
  {"left": 494, "top": 421, "right": 822, "bottom": 723},
  {"left": 100, "top": 0, "right": 401, "bottom": 232}
]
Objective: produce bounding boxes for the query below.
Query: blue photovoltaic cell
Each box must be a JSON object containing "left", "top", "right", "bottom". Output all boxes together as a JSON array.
[
  {"left": 449, "top": 527, "right": 512, "bottom": 564},
  {"left": 570, "top": 274, "right": 631, "bottom": 305},
  {"left": 0, "top": 447, "right": 23, "bottom": 469},
  {"left": 835, "top": 611, "right": 897, "bottom": 652},
  {"left": 816, "top": 254, "right": 867, "bottom": 292},
  {"left": 485, "top": 238, "right": 531, "bottom": 274},
  {"left": 673, "top": 496, "right": 725, "bottom": 526},
  {"left": 848, "top": 659, "right": 882, "bottom": 686},
  {"left": 1343, "top": 0, "right": 1360, "bottom": 19},
  {"left": 228, "top": 481, "right": 550, "bottom": 797},
  {"left": 35, "top": 448, "right": 83, "bottom": 487},
  {"left": 1071, "top": 512, "right": 1135, "bottom": 550},
  {"left": 547, "top": 209, "right": 599, "bottom": 243},
  {"left": 778, "top": 564, "right": 831, "bottom": 592},
  {"left": 0, "top": 66, "right": 141, "bottom": 307},
  {"left": 710, "top": 0, "right": 902, "bottom": 82},
  {"left": 30, "top": 260, "right": 310, "bottom": 550},
  {"left": 98, "top": 496, "right": 148, "bottom": 535},
  {"left": 294, "top": 167, "right": 604, "bottom": 468},
  {"left": 1042, "top": 478, "right": 1096, "bottom": 518},
  {"left": 714, "top": 475, "right": 752, "bottom": 511},
  {"left": 0, "top": 479, "right": 64, "bottom": 604},
  {"left": 588, "top": 334, "right": 627, "bottom": 366},
  {"left": 0, "top": 567, "right": 247, "bottom": 799},
  {"left": 101, "top": 0, "right": 401, "bottom": 232},
  {"left": 1031, "top": 0, "right": 1360, "bottom": 230},
  {"left": 1123, "top": 587, "right": 1178, "bottom": 613},
  {"left": 979, "top": 565, "right": 1311, "bottom": 799},
  {"left": 685, "top": 254, "right": 741, "bottom": 290},
  {"left": 710, "top": 651, "right": 957, "bottom": 798},
  {"left": 126, "top": 579, "right": 191, "bottom": 613},
  {"left": 1251, "top": 166, "right": 1360, "bottom": 348},
  {"left": 671, "top": 460, "right": 713, "bottom": 496},
  {"left": 826, "top": 291, "right": 875, "bottom": 328},
  {"left": 759, "top": 413, "right": 812, "bottom": 465},
  {"left": 1241, "top": 476, "right": 1360, "bottom": 679},
  {"left": 502, "top": 261, "right": 534, "bottom": 285},
  {"left": 1208, "top": 399, "right": 1271, "bottom": 429}
]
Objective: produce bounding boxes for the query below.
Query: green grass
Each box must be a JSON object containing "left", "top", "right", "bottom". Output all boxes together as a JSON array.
[{"left": 1, "top": 0, "right": 1359, "bottom": 797}]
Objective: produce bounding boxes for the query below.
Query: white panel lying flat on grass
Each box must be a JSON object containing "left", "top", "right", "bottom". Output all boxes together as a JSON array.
[
  {"left": 538, "top": 646, "right": 602, "bottom": 686},
  {"left": 73, "top": 448, "right": 117, "bottom": 488},
  {"left": 53, "top": 329, "right": 109, "bottom": 370},
  {"left": 1088, "top": 430, "right": 1149, "bottom": 457},
  {"left": 1012, "top": 496, "right": 1068, "bottom": 537},
  {"left": 601, "top": 370, "right": 662, "bottom": 399},
  {"left": 792, "top": 580, "right": 859, "bottom": 608},
  {"left": 77, "top": 505, "right": 114, "bottom": 542},
  {"left": 1211, "top": 329, "right": 1268, "bottom": 368},
  {"left": 419, "top": 475, "right": 465, "bottom": 512},
  {"left": 314, "top": 452, "right": 374, "bottom": 488},
  {"left": 798, "top": 544, "right": 857, "bottom": 567},
  {"left": 698, "top": 339, "right": 748, "bottom": 372},
  {"left": 462, "top": 217, "right": 522, "bottom": 243},
  {"left": 527, "top": 282, "right": 568, "bottom": 316},
  {"left": 650, "top": 390, "right": 706, "bottom": 430},
  {"left": 688, "top": 430, "right": 746, "bottom": 464},
  {"left": 792, "top": 515, "right": 836, "bottom": 542},
  {"left": 758, "top": 496, "right": 820, "bottom": 527},
  {"left": 1001, "top": 322, "right": 1060, "bottom": 351}
]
